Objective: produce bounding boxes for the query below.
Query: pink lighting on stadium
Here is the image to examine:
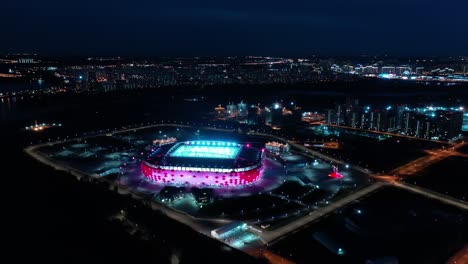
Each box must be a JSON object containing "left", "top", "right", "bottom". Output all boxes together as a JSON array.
[
  {"left": 141, "top": 162, "right": 263, "bottom": 187},
  {"left": 141, "top": 140, "right": 264, "bottom": 188}
]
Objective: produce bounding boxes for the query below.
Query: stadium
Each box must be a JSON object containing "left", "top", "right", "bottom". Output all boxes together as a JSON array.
[{"left": 141, "top": 141, "right": 265, "bottom": 187}]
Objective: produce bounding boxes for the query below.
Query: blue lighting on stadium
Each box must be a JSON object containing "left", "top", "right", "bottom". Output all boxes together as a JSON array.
[{"left": 170, "top": 141, "right": 240, "bottom": 159}]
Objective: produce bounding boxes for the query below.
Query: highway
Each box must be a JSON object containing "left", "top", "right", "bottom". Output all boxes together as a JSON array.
[
  {"left": 248, "top": 132, "right": 372, "bottom": 175},
  {"left": 31, "top": 121, "right": 236, "bottom": 146},
  {"left": 260, "top": 182, "right": 385, "bottom": 244},
  {"left": 303, "top": 141, "right": 340, "bottom": 149},
  {"left": 389, "top": 150, "right": 455, "bottom": 175},
  {"left": 392, "top": 181, "right": 468, "bottom": 210},
  {"left": 249, "top": 132, "right": 468, "bottom": 245},
  {"left": 24, "top": 139, "right": 236, "bottom": 241},
  {"left": 375, "top": 140, "right": 468, "bottom": 210},
  {"left": 25, "top": 123, "right": 468, "bottom": 258},
  {"left": 445, "top": 245, "right": 468, "bottom": 264},
  {"left": 390, "top": 141, "right": 467, "bottom": 176}
]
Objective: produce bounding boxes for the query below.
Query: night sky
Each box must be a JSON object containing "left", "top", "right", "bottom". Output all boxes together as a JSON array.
[{"left": 3, "top": 0, "right": 468, "bottom": 56}]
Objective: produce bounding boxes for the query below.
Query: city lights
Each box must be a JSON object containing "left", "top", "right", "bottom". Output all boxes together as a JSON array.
[
  {"left": 171, "top": 144, "right": 240, "bottom": 159},
  {"left": 142, "top": 141, "right": 264, "bottom": 187}
]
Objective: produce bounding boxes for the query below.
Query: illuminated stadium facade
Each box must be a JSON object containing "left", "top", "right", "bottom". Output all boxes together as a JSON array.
[{"left": 141, "top": 141, "right": 264, "bottom": 187}]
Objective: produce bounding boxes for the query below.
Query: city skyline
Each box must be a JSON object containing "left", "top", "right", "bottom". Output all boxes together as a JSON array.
[
  {"left": 2, "top": 0, "right": 468, "bottom": 56},
  {"left": 3, "top": 2, "right": 468, "bottom": 263}
]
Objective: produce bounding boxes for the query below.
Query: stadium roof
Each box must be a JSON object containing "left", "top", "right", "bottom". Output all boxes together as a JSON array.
[{"left": 145, "top": 141, "right": 262, "bottom": 170}]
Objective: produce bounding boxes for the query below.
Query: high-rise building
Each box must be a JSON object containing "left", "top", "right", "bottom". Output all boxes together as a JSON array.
[
  {"left": 344, "top": 98, "right": 360, "bottom": 126},
  {"left": 363, "top": 66, "right": 379, "bottom": 74},
  {"left": 350, "top": 112, "right": 358, "bottom": 127},
  {"left": 325, "top": 109, "right": 334, "bottom": 124},
  {"left": 88, "top": 71, "right": 98, "bottom": 91},
  {"left": 264, "top": 102, "right": 301, "bottom": 127},
  {"left": 18, "top": 58, "right": 34, "bottom": 64},
  {"left": 76, "top": 71, "right": 89, "bottom": 90},
  {"left": 435, "top": 110, "right": 463, "bottom": 141},
  {"left": 369, "top": 107, "right": 397, "bottom": 132},
  {"left": 226, "top": 103, "right": 238, "bottom": 118},
  {"left": 395, "top": 66, "right": 412, "bottom": 75},
  {"left": 415, "top": 67, "right": 424, "bottom": 75},
  {"left": 402, "top": 110, "right": 440, "bottom": 139},
  {"left": 247, "top": 105, "right": 262, "bottom": 125},
  {"left": 395, "top": 105, "right": 407, "bottom": 129},
  {"left": 237, "top": 101, "right": 248, "bottom": 117},
  {"left": 335, "top": 104, "right": 344, "bottom": 125},
  {"left": 356, "top": 106, "right": 371, "bottom": 129},
  {"left": 381, "top": 66, "right": 396, "bottom": 74},
  {"left": 214, "top": 105, "right": 226, "bottom": 120},
  {"left": 268, "top": 107, "right": 283, "bottom": 127},
  {"left": 104, "top": 67, "right": 117, "bottom": 82},
  {"left": 369, "top": 111, "right": 377, "bottom": 130},
  {"left": 402, "top": 111, "right": 414, "bottom": 135},
  {"left": 423, "top": 120, "right": 437, "bottom": 139},
  {"left": 342, "top": 65, "right": 354, "bottom": 72},
  {"left": 360, "top": 112, "right": 366, "bottom": 129}
]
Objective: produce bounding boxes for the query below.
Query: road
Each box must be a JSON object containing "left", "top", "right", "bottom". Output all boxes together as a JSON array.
[
  {"left": 390, "top": 141, "right": 467, "bottom": 176},
  {"left": 31, "top": 121, "right": 236, "bottom": 146},
  {"left": 260, "top": 182, "right": 385, "bottom": 244},
  {"left": 248, "top": 132, "right": 372, "bottom": 175},
  {"left": 303, "top": 141, "right": 340, "bottom": 149},
  {"left": 250, "top": 132, "right": 468, "bottom": 245},
  {"left": 392, "top": 181, "right": 468, "bottom": 210},
  {"left": 24, "top": 137, "right": 237, "bottom": 242},
  {"left": 25, "top": 123, "right": 468, "bottom": 257},
  {"left": 374, "top": 140, "right": 468, "bottom": 210},
  {"left": 445, "top": 245, "right": 468, "bottom": 264},
  {"left": 28, "top": 125, "right": 378, "bottom": 249},
  {"left": 389, "top": 150, "right": 455, "bottom": 175},
  {"left": 317, "top": 122, "right": 451, "bottom": 144}
]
